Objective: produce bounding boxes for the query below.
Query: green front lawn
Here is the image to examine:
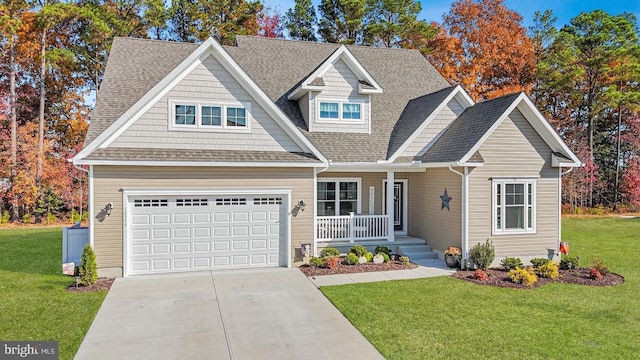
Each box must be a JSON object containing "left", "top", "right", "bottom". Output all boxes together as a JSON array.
[
  {"left": 322, "top": 217, "right": 640, "bottom": 359},
  {"left": 0, "top": 228, "right": 107, "bottom": 360}
]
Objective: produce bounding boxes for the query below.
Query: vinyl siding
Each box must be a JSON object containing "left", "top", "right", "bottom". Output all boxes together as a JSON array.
[
  {"left": 467, "top": 109, "right": 559, "bottom": 259},
  {"left": 401, "top": 98, "right": 465, "bottom": 157},
  {"left": 298, "top": 92, "right": 310, "bottom": 128},
  {"left": 109, "top": 54, "right": 302, "bottom": 152},
  {"left": 317, "top": 172, "right": 408, "bottom": 215},
  {"left": 92, "top": 166, "right": 314, "bottom": 270},
  {"left": 310, "top": 59, "right": 370, "bottom": 133},
  {"left": 408, "top": 169, "right": 461, "bottom": 252}
]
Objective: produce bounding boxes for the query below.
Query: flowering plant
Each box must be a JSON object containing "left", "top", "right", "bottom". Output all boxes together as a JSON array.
[{"left": 444, "top": 246, "right": 462, "bottom": 258}]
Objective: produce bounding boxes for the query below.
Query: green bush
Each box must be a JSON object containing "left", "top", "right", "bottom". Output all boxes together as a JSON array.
[
  {"left": 381, "top": 253, "right": 390, "bottom": 263},
  {"left": 22, "top": 214, "right": 31, "bottom": 224},
  {"left": 559, "top": 255, "right": 580, "bottom": 270},
  {"left": 375, "top": 246, "right": 391, "bottom": 255},
  {"left": 530, "top": 257, "right": 551, "bottom": 268},
  {"left": 400, "top": 256, "right": 410, "bottom": 266},
  {"left": 590, "top": 258, "right": 610, "bottom": 275},
  {"left": 349, "top": 245, "right": 369, "bottom": 257},
  {"left": 365, "top": 252, "right": 373, "bottom": 262},
  {"left": 70, "top": 209, "right": 89, "bottom": 223},
  {"left": 46, "top": 213, "right": 57, "bottom": 224},
  {"left": 320, "top": 247, "right": 340, "bottom": 258},
  {"left": 79, "top": 244, "right": 98, "bottom": 286},
  {"left": 309, "top": 257, "right": 324, "bottom": 267},
  {"left": 500, "top": 257, "right": 523, "bottom": 271},
  {"left": 537, "top": 261, "right": 559, "bottom": 279},
  {"left": 1, "top": 210, "right": 9, "bottom": 225},
  {"left": 508, "top": 267, "right": 538, "bottom": 287},
  {"left": 469, "top": 239, "right": 495, "bottom": 270},
  {"left": 343, "top": 253, "right": 359, "bottom": 265}
]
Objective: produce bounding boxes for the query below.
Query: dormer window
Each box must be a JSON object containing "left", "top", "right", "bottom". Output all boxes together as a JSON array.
[
  {"left": 169, "top": 100, "right": 250, "bottom": 132},
  {"left": 318, "top": 99, "right": 364, "bottom": 122}
]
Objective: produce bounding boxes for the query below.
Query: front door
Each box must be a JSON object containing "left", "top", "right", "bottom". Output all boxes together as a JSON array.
[{"left": 384, "top": 182, "right": 404, "bottom": 231}]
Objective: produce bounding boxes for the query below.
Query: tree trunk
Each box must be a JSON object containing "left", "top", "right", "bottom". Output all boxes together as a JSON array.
[
  {"left": 614, "top": 103, "right": 622, "bottom": 209},
  {"left": 9, "top": 34, "right": 19, "bottom": 221},
  {"left": 36, "top": 13, "right": 47, "bottom": 223}
]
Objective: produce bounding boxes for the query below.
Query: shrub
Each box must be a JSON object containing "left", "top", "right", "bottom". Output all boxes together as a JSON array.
[
  {"left": 530, "top": 258, "right": 551, "bottom": 268},
  {"left": 349, "top": 245, "right": 369, "bottom": 257},
  {"left": 501, "top": 257, "right": 523, "bottom": 271},
  {"left": 343, "top": 253, "right": 359, "bottom": 265},
  {"left": 323, "top": 256, "right": 340, "bottom": 269},
  {"left": 309, "top": 257, "right": 324, "bottom": 267},
  {"left": 1, "top": 210, "right": 9, "bottom": 225},
  {"left": 590, "top": 258, "right": 610, "bottom": 275},
  {"left": 400, "top": 256, "right": 410, "bottom": 266},
  {"left": 365, "top": 252, "right": 373, "bottom": 262},
  {"left": 559, "top": 255, "right": 580, "bottom": 270},
  {"left": 46, "top": 213, "right": 58, "bottom": 224},
  {"left": 537, "top": 261, "right": 559, "bottom": 279},
  {"left": 472, "top": 269, "right": 488, "bottom": 281},
  {"left": 508, "top": 267, "right": 538, "bottom": 287},
  {"left": 381, "top": 253, "right": 390, "bottom": 263},
  {"left": 320, "top": 247, "right": 340, "bottom": 258},
  {"left": 590, "top": 268, "right": 603, "bottom": 280},
  {"left": 375, "top": 246, "right": 391, "bottom": 255},
  {"left": 469, "top": 240, "right": 495, "bottom": 270},
  {"left": 79, "top": 244, "right": 98, "bottom": 286},
  {"left": 22, "top": 213, "right": 31, "bottom": 224}
]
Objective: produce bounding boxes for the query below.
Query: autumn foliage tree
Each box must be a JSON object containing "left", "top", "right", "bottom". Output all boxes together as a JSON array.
[{"left": 427, "top": 0, "right": 535, "bottom": 101}]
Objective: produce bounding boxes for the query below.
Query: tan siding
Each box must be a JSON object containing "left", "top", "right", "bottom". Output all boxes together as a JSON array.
[
  {"left": 110, "top": 54, "right": 302, "bottom": 152},
  {"left": 311, "top": 59, "right": 370, "bottom": 133},
  {"left": 298, "top": 92, "right": 310, "bottom": 129},
  {"left": 408, "top": 169, "right": 461, "bottom": 252},
  {"left": 93, "top": 166, "right": 314, "bottom": 270},
  {"left": 468, "top": 109, "right": 559, "bottom": 258},
  {"left": 318, "top": 172, "right": 407, "bottom": 215},
  {"left": 401, "top": 99, "right": 463, "bottom": 157}
]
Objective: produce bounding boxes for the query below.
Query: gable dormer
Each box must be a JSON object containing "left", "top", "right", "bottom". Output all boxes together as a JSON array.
[{"left": 287, "top": 46, "right": 383, "bottom": 134}]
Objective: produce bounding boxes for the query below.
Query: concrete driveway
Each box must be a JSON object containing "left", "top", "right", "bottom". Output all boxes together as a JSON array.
[{"left": 74, "top": 268, "right": 384, "bottom": 360}]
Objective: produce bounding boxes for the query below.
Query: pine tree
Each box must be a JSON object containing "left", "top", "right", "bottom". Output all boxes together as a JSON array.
[
  {"left": 285, "top": 0, "right": 317, "bottom": 41},
  {"left": 79, "top": 244, "right": 98, "bottom": 285}
]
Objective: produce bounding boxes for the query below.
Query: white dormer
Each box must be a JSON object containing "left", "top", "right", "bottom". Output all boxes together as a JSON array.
[{"left": 288, "top": 46, "right": 383, "bottom": 134}]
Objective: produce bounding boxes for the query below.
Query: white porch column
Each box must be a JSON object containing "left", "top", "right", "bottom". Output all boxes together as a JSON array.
[{"left": 386, "top": 170, "right": 395, "bottom": 242}]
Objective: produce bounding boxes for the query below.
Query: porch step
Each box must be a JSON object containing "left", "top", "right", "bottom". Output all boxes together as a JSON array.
[{"left": 397, "top": 244, "right": 438, "bottom": 261}]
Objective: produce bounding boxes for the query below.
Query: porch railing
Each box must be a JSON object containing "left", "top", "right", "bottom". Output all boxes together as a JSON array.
[{"left": 316, "top": 213, "right": 389, "bottom": 242}]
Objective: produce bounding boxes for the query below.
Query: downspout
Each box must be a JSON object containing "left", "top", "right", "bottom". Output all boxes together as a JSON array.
[
  {"left": 449, "top": 165, "right": 469, "bottom": 268},
  {"left": 558, "top": 167, "right": 574, "bottom": 261},
  {"left": 313, "top": 162, "right": 331, "bottom": 257}
]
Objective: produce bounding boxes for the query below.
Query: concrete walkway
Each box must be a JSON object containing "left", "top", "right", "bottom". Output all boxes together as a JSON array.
[
  {"left": 75, "top": 268, "right": 384, "bottom": 360},
  {"left": 307, "top": 259, "right": 456, "bottom": 287}
]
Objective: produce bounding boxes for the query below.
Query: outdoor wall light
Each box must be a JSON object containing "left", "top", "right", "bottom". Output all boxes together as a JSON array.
[
  {"left": 105, "top": 202, "right": 113, "bottom": 216},
  {"left": 298, "top": 200, "right": 306, "bottom": 211}
]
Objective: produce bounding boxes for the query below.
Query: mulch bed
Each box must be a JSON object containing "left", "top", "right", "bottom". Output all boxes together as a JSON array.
[
  {"left": 299, "top": 260, "right": 418, "bottom": 277},
  {"left": 67, "top": 277, "right": 115, "bottom": 293},
  {"left": 452, "top": 268, "right": 624, "bottom": 289}
]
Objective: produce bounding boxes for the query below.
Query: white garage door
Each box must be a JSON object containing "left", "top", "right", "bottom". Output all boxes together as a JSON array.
[{"left": 127, "top": 194, "right": 286, "bottom": 275}]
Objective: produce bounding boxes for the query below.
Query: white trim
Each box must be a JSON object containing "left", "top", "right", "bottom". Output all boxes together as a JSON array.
[
  {"left": 459, "top": 93, "right": 582, "bottom": 167},
  {"left": 287, "top": 45, "right": 383, "bottom": 101},
  {"left": 316, "top": 177, "right": 362, "bottom": 215},
  {"left": 387, "top": 86, "right": 475, "bottom": 163},
  {"left": 168, "top": 99, "right": 251, "bottom": 133},
  {"left": 88, "top": 165, "right": 94, "bottom": 248},
  {"left": 316, "top": 97, "right": 366, "bottom": 124},
  {"left": 448, "top": 165, "right": 468, "bottom": 264},
  {"left": 313, "top": 168, "right": 318, "bottom": 257},
  {"left": 74, "top": 159, "right": 321, "bottom": 167},
  {"left": 121, "top": 187, "right": 292, "bottom": 277},
  {"left": 382, "top": 179, "right": 408, "bottom": 235},
  {"left": 491, "top": 178, "right": 537, "bottom": 235},
  {"left": 73, "top": 37, "right": 328, "bottom": 165}
]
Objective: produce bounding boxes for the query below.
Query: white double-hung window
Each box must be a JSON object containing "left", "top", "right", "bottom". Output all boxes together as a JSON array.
[
  {"left": 492, "top": 178, "right": 536, "bottom": 234},
  {"left": 317, "top": 178, "right": 361, "bottom": 216},
  {"left": 170, "top": 100, "right": 250, "bottom": 131}
]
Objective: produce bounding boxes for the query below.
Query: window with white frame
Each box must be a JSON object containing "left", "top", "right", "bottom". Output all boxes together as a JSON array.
[
  {"left": 170, "top": 100, "right": 250, "bottom": 131},
  {"left": 493, "top": 179, "right": 536, "bottom": 233},
  {"left": 317, "top": 179, "right": 360, "bottom": 216},
  {"left": 318, "top": 100, "right": 363, "bottom": 121}
]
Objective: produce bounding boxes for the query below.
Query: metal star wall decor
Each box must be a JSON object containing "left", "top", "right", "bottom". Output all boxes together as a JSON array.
[{"left": 440, "top": 188, "right": 452, "bottom": 211}]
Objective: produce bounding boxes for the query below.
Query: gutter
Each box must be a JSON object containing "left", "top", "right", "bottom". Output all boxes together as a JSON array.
[
  {"left": 557, "top": 167, "right": 574, "bottom": 261},
  {"left": 448, "top": 165, "right": 469, "bottom": 268}
]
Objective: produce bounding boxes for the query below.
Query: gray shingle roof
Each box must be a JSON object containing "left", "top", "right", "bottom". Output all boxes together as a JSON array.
[
  {"left": 84, "top": 148, "right": 321, "bottom": 163},
  {"left": 85, "top": 36, "right": 451, "bottom": 163},
  {"left": 387, "top": 86, "right": 456, "bottom": 159},
  {"left": 420, "top": 92, "right": 521, "bottom": 163}
]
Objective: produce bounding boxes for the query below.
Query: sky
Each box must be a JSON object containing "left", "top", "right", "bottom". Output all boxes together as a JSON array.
[{"left": 268, "top": 0, "right": 640, "bottom": 29}]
